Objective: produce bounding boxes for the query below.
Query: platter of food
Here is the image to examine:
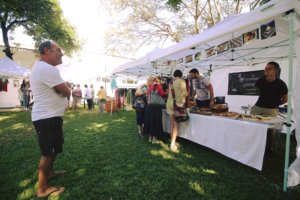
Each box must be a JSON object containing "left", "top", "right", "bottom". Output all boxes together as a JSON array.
[
  {"left": 212, "top": 112, "right": 241, "bottom": 119},
  {"left": 190, "top": 106, "right": 212, "bottom": 116},
  {"left": 210, "top": 104, "right": 228, "bottom": 113},
  {"left": 239, "top": 114, "right": 272, "bottom": 123}
]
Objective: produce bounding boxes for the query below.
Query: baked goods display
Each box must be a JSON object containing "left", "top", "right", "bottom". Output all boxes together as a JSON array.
[
  {"left": 213, "top": 112, "right": 241, "bottom": 119},
  {"left": 240, "top": 114, "right": 272, "bottom": 122},
  {"left": 210, "top": 103, "right": 228, "bottom": 113},
  {"left": 190, "top": 106, "right": 212, "bottom": 115},
  {"left": 188, "top": 101, "right": 272, "bottom": 123}
]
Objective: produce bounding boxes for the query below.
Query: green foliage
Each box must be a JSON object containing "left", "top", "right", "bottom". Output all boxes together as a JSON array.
[
  {"left": 0, "top": 109, "right": 300, "bottom": 199},
  {"left": 166, "top": 0, "right": 182, "bottom": 11},
  {"left": 0, "top": 0, "right": 81, "bottom": 58}
]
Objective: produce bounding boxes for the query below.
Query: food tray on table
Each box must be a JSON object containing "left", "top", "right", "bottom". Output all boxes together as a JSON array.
[
  {"left": 190, "top": 106, "right": 212, "bottom": 116},
  {"left": 210, "top": 103, "right": 228, "bottom": 113},
  {"left": 239, "top": 114, "right": 273, "bottom": 124},
  {"left": 212, "top": 112, "right": 241, "bottom": 119}
]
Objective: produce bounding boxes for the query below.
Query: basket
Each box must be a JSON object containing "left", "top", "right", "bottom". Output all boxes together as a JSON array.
[{"left": 105, "top": 100, "right": 118, "bottom": 112}]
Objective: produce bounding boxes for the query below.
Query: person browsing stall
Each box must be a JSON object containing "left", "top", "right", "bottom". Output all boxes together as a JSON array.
[
  {"left": 97, "top": 86, "right": 107, "bottom": 113},
  {"left": 30, "top": 41, "right": 71, "bottom": 198},
  {"left": 189, "top": 68, "right": 214, "bottom": 107},
  {"left": 144, "top": 76, "right": 167, "bottom": 143},
  {"left": 72, "top": 84, "right": 82, "bottom": 111},
  {"left": 134, "top": 76, "right": 154, "bottom": 136},
  {"left": 166, "top": 70, "right": 188, "bottom": 151},
  {"left": 84, "top": 84, "right": 93, "bottom": 110}
]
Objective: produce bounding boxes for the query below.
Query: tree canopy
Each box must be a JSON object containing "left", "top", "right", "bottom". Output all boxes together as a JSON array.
[
  {"left": 102, "top": 0, "right": 267, "bottom": 58},
  {"left": 166, "top": 0, "right": 270, "bottom": 11},
  {"left": 0, "top": 0, "right": 81, "bottom": 59}
]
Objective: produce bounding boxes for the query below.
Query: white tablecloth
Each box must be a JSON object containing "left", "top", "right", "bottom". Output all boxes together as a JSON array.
[{"left": 162, "top": 111, "right": 270, "bottom": 170}]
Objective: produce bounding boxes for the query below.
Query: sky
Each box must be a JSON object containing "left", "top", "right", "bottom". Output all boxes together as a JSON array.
[
  {"left": 57, "top": 0, "right": 132, "bottom": 82},
  {"left": 4, "top": 0, "right": 132, "bottom": 83},
  {"left": 59, "top": 0, "right": 106, "bottom": 55}
]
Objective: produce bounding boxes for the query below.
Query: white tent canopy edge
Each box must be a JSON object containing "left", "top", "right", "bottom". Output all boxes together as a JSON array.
[
  {"left": 149, "top": 0, "right": 299, "bottom": 63},
  {"left": 0, "top": 56, "right": 30, "bottom": 78},
  {"left": 114, "top": 0, "right": 300, "bottom": 78}
]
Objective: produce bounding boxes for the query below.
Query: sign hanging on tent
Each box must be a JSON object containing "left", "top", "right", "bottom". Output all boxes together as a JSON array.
[
  {"left": 228, "top": 70, "right": 264, "bottom": 95},
  {"left": 261, "top": 20, "right": 276, "bottom": 39}
]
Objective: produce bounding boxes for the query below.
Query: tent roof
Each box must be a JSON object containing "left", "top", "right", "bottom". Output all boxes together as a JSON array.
[
  {"left": 0, "top": 56, "right": 30, "bottom": 78},
  {"left": 113, "top": 0, "right": 300, "bottom": 78}
]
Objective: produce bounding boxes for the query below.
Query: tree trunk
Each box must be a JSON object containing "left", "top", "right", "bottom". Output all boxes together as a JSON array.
[{"left": 1, "top": 22, "right": 14, "bottom": 60}]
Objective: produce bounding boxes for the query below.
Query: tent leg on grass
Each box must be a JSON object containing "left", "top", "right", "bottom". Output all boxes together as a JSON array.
[{"left": 283, "top": 10, "right": 295, "bottom": 192}]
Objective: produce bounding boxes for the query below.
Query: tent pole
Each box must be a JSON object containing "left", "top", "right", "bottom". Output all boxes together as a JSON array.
[
  {"left": 147, "top": 54, "right": 151, "bottom": 78},
  {"left": 283, "top": 11, "right": 295, "bottom": 192}
]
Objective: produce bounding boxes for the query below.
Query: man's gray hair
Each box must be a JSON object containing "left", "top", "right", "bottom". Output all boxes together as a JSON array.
[{"left": 38, "top": 41, "right": 53, "bottom": 54}]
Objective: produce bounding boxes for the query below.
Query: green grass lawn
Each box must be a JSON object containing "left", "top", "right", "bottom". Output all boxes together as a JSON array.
[{"left": 0, "top": 109, "right": 300, "bottom": 200}]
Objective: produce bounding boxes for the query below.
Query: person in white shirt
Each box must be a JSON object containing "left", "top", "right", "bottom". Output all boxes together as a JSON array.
[
  {"left": 84, "top": 84, "right": 93, "bottom": 110},
  {"left": 30, "top": 41, "right": 71, "bottom": 198},
  {"left": 18, "top": 87, "right": 23, "bottom": 107},
  {"left": 90, "top": 84, "right": 95, "bottom": 108},
  {"left": 189, "top": 68, "right": 214, "bottom": 107}
]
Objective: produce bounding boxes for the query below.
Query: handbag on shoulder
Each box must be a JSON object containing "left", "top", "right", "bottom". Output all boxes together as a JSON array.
[
  {"left": 148, "top": 84, "right": 165, "bottom": 105},
  {"left": 132, "top": 95, "right": 146, "bottom": 110}
]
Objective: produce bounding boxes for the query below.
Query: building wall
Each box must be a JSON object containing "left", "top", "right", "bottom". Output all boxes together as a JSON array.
[
  {"left": 0, "top": 78, "right": 21, "bottom": 108},
  {"left": 0, "top": 45, "right": 36, "bottom": 69}
]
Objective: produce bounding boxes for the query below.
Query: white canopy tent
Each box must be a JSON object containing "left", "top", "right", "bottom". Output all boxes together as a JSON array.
[
  {"left": 0, "top": 56, "right": 30, "bottom": 77},
  {"left": 113, "top": 48, "right": 166, "bottom": 79},
  {"left": 113, "top": 0, "right": 300, "bottom": 190},
  {"left": 0, "top": 56, "right": 30, "bottom": 108},
  {"left": 114, "top": 0, "right": 299, "bottom": 76}
]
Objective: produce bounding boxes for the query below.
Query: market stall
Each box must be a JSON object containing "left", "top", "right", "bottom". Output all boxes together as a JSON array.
[
  {"left": 162, "top": 109, "right": 284, "bottom": 170},
  {"left": 113, "top": 0, "right": 300, "bottom": 190},
  {"left": 0, "top": 56, "right": 30, "bottom": 108}
]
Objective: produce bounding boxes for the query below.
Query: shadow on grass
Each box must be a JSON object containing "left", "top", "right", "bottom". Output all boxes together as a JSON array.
[{"left": 0, "top": 110, "right": 300, "bottom": 199}]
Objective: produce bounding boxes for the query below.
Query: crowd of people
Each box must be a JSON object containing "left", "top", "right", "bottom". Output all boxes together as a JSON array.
[
  {"left": 133, "top": 68, "right": 215, "bottom": 151},
  {"left": 69, "top": 83, "right": 110, "bottom": 112},
  {"left": 28, "top": 40, "right": 288, "bottom": 198}
]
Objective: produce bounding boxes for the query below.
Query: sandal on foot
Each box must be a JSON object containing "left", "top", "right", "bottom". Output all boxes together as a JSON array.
[
  {"left": 37, "top": 187, "right": 65, "bottom": 198},
  {"left": 170, "top": 145, "right": 179, "bottom": 151}
]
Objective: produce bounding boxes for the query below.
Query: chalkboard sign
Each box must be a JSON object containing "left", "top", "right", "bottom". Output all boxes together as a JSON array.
[{"left": 228, "top": 70, "right": 264, "bottom": 95}]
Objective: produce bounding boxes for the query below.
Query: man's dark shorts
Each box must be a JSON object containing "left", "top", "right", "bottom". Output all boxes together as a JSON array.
[{"left": 33, "top": 117, "right": 64, "bottom": 156}]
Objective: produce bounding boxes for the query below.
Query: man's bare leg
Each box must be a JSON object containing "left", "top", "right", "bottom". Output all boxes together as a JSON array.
[{"left": 37, "top": 155, "right": 64, "bottom": 197}]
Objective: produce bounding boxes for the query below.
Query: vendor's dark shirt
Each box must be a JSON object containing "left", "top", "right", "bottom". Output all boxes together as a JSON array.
[{"left": 255, "top": 77, "right": 288, "bottom": 108}]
